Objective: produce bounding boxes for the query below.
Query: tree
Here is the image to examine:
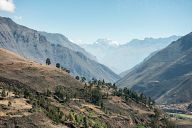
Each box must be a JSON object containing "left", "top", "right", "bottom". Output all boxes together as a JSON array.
[
  {"left": 1, "top": 89, "right": 6, "bottom": 97},
  {"left": 55, "top": 85, "right": 64, "bottom": 100},
  {"left": 83, "top": 117, "right": 88, "bottom": 128},
  {"left": 140, "top": 93, "right": 144, "bottom": 101},
  {"left": 46, "top": 58, "right": 51, "bottom": 65},
  {"left": 24, "top": 89, "right": 30, "bottom": 98},
  {"left": 46, "top": 89, "right": 51, "bottom": 97},
  {"left": 154, "top": 108, "right": 161, "bottom": 119},
  {"left": 75, "top": 76, "right": 79, "bottom": 80},
  {"left": 98, "top": 80, "right": 102, "bottom": 85},
  {"left": 90, "top": 88, "right": 102, "bottom": 105},
  {"left": 113, "top": 83, "right": 117, "bottom": 90},
  {"left": 56, "top": 63, "right": 60, "bottom": 68},
  {"left": 61, "top": 66, "right": 65, "bottom": 71},
  {"left": 100, "top": 102, "right": 104, "bottom": 109},
  {"left": 116, "top": 88, "right": 123, "bottom": 97},
  {"left": 66, "top": 69, "right": 70, "bottom": 73},
  {"left": 81, "top": 77, "right": 86, "bottom": 82},
  {"left": 102, "top": 79, "right": 105, "bottom": 85},
  {"left": 8, "top": 101, "right": 12, "bottom": 107}
]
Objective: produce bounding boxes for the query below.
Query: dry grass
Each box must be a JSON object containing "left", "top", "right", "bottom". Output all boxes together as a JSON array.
[
  {"left": 0, "top": 98, "right": 32, "bottom": 110},
  {"left": 0, "top": 48, "right": 83, "bottom": 93},
  {"left": 82, "top": 103, "right": 105, "bottom": 114}
]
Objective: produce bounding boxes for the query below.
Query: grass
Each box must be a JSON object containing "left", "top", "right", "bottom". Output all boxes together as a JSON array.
[{"left": 168, "top": 113, "right": 192, "bottom": 119}]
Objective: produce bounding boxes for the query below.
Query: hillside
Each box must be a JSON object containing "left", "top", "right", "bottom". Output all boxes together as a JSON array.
[
  {"left": 0, "top": 48, "right": 173, "bottom": 128},
  {"left": 0, "top": 48, "right": 83, "bottom": 92},
  {"left": 0, "top": 16, "right": 119, "bottom": 82},
  {"left": 117, "top": 32, "right": 192, "bottom": 104}
]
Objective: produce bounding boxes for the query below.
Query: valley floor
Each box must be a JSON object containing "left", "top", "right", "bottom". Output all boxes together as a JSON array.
[{"left": 157, "top": 103, "right": 192, "bottom": 128}]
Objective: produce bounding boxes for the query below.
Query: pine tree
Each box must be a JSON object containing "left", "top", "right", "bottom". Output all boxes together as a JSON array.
[
  {"left": 46, "top": 58, "right": 51, "bottom": 65},
  {"left": 81, "top": 77, "right": 86, "bottom": 82},
  {"left": 1, "top": 89, "right": 6, "bottom": 97},
  {"left": 75, "top": 76, "right": 80, "bottom": 80},
  {"left": 56, "top": 63, "right": 60, "bottom": 68},
  {"left": 8, "top": 101, "right": 12, "bottom": 107}
]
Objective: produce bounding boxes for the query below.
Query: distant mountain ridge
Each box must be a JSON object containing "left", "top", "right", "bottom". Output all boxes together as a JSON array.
[
  {"left": 0, "top": 16, "right": 120, "bottom": 82},
  {"left": 81, "top": 36, "right": 180, "bottom": 73},
  {"left": 117, "top": 32, "right": 192, "bottom": 104},
  {"left": 39, "top": 32, "right": 97, "bottom": 60},
  {"left": 119, "top": 50, "right": 160, "bottom": 77}
]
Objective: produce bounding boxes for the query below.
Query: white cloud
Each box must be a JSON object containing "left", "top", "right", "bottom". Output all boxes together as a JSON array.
[
  {"left": 13, "top": 15, "right": 22, "bottom": 21},
  {"left": 0, "top": 0, "right": 15, "bottom": 12}
]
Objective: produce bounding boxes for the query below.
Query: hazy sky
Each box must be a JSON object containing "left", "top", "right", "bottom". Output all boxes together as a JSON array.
[{"left": 0, "top": 0, "right": 192, "bottom": 44}]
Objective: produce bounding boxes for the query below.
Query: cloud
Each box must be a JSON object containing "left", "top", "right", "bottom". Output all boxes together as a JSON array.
[
  {"left": 13, "top": 16, "right": 22, "bottom": 21},
  {"left": 0, "top": 0, "right": 15, "bottom": 12}
]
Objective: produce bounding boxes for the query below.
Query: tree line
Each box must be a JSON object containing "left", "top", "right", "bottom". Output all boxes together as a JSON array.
[{"left": 46, "top": 58, "right": 70, "bottom": 73}]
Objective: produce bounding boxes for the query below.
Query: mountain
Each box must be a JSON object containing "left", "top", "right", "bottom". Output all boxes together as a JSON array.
[
  {"left": 81, "top": 36, "right": 180, "bottom": 73},
  {"left": 117, "top": 32, "right": 192, "bottom": 104},
  {"left": 0, "top": 16, "right": 120, "bottom": 82},
  {"left": 39, "top": 31, "right": 96, "bottom": 60},
  {"left": 119, "top": 50, "right": 160, "bottom": 77},
  {"left": 0, "top": 48, "right": 171, "bottom": 128},
  {"left": 119, "top": 70, "right": 131, "bottom": 78},
  {"left": 81, "top": 39, "right": 118, "bottom": 70}
]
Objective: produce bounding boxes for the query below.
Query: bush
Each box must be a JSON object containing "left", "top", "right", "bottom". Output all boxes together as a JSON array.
[
  {"left": 46, "top": 58, "right": 51, "bottom": 65},
  {"left": 56, "top": 63, "right": 60, "bottom": 68},
  {"left": 1, "top": 89, "right": 6, "bottom": 97}
]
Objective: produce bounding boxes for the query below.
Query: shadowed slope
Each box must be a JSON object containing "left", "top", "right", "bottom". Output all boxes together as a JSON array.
[{"left": 117, "top": 32, "right": 192, "bottom": 104}]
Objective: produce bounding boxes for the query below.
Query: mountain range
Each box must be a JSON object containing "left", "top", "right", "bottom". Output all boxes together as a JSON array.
[
  {"left": 81, "top": 36, "right": 180, "bottom": 74},
  {"left": 117, "top": 32, "right": 192, "bottom": 104},
  {"left": 0, "top": 16, "right": 120, "bottom": 82}
]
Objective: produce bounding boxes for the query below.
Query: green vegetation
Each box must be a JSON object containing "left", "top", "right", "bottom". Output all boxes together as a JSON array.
[
  {"left": 1, "top": 89, "right": 6, "bottom": 97},
  {"left": 46, "top": 58, "right": 51, "bottom": 65},
  {"left": 8, "top": 101, "right": 12, "bottom": 107},
  {"left": 169, "top": 113, "right": 192, "bottom": 119},
  {"left": 75, "top": 76, "right": 79, "bottom": 80},
  {"left": 45, "top": 89, "right": 51, "bottom": 97},
  {"left": 0, "top": 76, "right": 168, "bottom": 128},
  {"left": 67, "top": 110, "right": 107, "bottom": 128},
  {"left": 56, "top": 63, "right": 60, "bottom": 68},
  {"left": 83, "top": 116, "right": 88, "bottom": 128},
  {"left": 81, "top": 77, "right": 86, "bottom": 82},
  {"left": 61, "top": 66, "right": 70, "bottom": 73},
  {"left": 113, "top": 87, "right": 155, "bottom": 107}
]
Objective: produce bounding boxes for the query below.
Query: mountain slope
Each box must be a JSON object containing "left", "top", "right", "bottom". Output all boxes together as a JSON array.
[
  {"left": 0, "top": 48, "right": 83, "bottom": 92},
  {"left": 117, "top": 32, "right": 192, "bottom": 104},
  {"left": 0, "top": 17, "right": 119, "bottom": 82},
  {"left": 81, "top": 36, "right": 180, "bottom": 73},
  {"left": 119, "top": 50, "right": 160, "bottom": 77},
  {"left": 0, "top": 48, "right": 171, "bottom": 128},
  {"left": 39, "top": 31, "right": 96, "bottom": 60}
]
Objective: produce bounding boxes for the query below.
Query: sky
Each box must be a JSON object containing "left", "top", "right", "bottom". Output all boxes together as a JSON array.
[{"left": 0, "top": 0, "right": 192, "bottom": 44}]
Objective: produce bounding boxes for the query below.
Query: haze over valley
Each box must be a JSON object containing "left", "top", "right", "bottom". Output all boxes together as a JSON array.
[{"left": 81, "top": 36, "right": 180, "bottom": 74}]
